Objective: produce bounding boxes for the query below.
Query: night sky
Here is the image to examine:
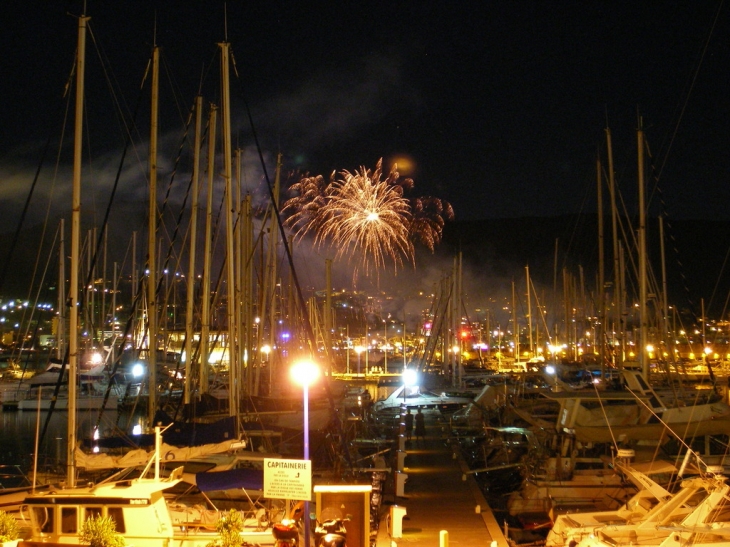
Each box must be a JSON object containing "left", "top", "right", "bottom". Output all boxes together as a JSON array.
[{"left": 1, "top": 1, "right": 729, "bottom": 229}]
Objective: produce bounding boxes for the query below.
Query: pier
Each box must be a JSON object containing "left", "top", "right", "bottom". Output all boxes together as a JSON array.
[{"left": 375, "top": 408, "right": 509, "bottom": 547}]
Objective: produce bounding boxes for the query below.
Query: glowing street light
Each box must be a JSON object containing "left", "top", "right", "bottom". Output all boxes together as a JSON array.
[
  {"left": 402, "top": 367, "right": 417, "bottom": 402},
  {"left": 290, "top": 359, "right": 320, "bottom": 547}
]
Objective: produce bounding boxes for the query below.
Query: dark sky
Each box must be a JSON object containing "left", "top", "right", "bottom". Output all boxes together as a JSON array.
[{"left": 1, "top": 0, "right": 729, "bottom": 230}]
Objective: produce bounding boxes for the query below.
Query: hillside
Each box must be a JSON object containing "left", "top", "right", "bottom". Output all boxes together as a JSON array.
[
  {"left": 437, "top": 214, "right": 730, "bottom": 321},
  {"left": 2, "top": 214, "right": 730, "bottom": 323}
]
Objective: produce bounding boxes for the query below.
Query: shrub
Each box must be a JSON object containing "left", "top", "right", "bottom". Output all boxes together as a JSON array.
[
  {"left": 0, "top": 511, "right": 19, "bottom": 542},
  {"left": 206, "top": 509, "right": 246, "bottom": 547},
  {"left": 80, "top": 515, "right": 124, "bottom": 547}
]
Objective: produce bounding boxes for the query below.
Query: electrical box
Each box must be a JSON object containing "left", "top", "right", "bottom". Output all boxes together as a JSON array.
[{"left": 314, "top": 484, "right": 372, "bottom": 547}]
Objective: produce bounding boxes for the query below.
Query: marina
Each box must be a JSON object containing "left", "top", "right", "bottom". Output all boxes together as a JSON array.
[{"left": 1, "top": 4, "right": 730, "bottom": 547}]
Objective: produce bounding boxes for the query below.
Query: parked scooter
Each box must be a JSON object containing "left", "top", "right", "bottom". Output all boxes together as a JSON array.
[
  {"left": 312, "top": 513, "right": 350, "bottom": 547},
  {"left": 272, "top": 502, "right": 305, "bottom": 547},
  {"left": 272, "top": 520, "right": 299, "bottom": 547}
]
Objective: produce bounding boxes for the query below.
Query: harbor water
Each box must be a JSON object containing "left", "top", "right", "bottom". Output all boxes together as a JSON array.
[
  {"left": 0, "top": 376, "right": 397, "bottom": 475},
  {"left": 0, "top": 406, "right": 138, "bottom": 473}
]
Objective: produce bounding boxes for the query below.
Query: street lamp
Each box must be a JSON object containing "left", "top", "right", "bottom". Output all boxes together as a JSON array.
[
  {"left": 291, "top": 359, "right": 320, "bottom": 547},
  {"left": 402, "top": 367, "right": 417, "bottom": 403}
]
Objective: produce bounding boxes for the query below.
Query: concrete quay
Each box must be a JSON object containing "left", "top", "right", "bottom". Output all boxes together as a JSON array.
[{"left": 374, "top": 409, "right": 509, "bottom": 547}]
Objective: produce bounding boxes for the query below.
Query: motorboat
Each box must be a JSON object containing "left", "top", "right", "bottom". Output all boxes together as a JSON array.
[
  {"left": 17, "top": 428, "right": 278, "bottom": 546},
  {"left": 372, "top": 384, "right": 473, "bottom": 414},
  {"left": 546, "top": 453, "right": 730, "bottom": 547},
  {"left": 13, "top": 362, "right": 120, "bottom": 411}
]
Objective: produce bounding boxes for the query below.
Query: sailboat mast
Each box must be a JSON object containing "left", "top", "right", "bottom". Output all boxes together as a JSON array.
[
  {"left": 596, "top": 154, "right": 605, "bottom": 377},
  {"left": 526, "top": 265, "right": 533, "bottom": 357},
  {"left": 637, "top": 123, "right": 649, "bottom": 380},
  {"left": 67, "top": 14, "right": 89, "bottom": 488},
  {"left": 219, "top": 41, "right": 238, "bottom": 420},
  {"left": 200, "top": 106, "right": 218, "bottom": 395},
  {"left": 184, "top": 96, "right": 203, "bottom": 405},
  {"left": 58, "top": 219, "right": 65, "bottom": 361},
  {"left": 268, "top": 155, "right": 282, "bottom": 382},
  {"left": 512, "top": 279, "right": 519, "bottom": 363},
  {"left": 242, "top": 195, "right": 253, "bottom": 394},
  {"left": 606, "top": 127, "right": 622, "bottom": 370},
  {"left": 659, "top": 216, "right": 672, "bottom": 366},
  {"left": 147, "top": 45, "right": 159, "bottom": 423},
  {"left": 325, "top": 258, "right": 332, "bottom": 376}
]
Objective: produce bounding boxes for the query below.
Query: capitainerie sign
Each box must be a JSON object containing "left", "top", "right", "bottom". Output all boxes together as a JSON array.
[{"left": 263, "top": 458, "right": 312, "bottom": 500}]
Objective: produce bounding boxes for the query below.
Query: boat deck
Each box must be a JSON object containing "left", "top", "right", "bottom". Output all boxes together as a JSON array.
[{"left": 374, "top": 409, "right": 509, "bottom": 547}]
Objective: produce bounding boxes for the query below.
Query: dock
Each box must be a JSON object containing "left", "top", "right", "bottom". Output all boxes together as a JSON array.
[{"left": 374, "top": 409, "right": 509, "bottom": 547}]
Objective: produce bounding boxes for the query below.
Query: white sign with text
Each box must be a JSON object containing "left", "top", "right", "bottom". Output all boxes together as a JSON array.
[{"left": 263, "top": 458, "right": 312, "bottom": 500}]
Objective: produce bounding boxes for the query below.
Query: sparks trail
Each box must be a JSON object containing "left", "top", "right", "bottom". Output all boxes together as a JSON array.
[{"left": 282, "top": 158, "right": 453, "bottom": 277}]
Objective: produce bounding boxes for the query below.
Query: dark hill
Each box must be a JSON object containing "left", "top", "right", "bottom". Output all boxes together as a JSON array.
[
  {"left": 438, "top": 214, "right": 730, "bottom": 320},
  {"left": 2, "top": 214, "right": 730, "bottom": 322}
]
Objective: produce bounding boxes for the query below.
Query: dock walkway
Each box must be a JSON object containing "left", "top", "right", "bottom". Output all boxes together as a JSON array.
[{"left": 375, "top": 409, "right": 509, "bottom": 547}]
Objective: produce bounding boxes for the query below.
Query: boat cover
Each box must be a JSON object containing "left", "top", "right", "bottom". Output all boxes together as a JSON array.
[{"left": 194, "top": 468, "right": 264, "bottom": 492}]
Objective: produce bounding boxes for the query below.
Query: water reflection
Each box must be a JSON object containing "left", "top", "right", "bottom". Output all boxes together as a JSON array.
[{"left": 0, "top": 409, "right": 134, "bottom": 471}]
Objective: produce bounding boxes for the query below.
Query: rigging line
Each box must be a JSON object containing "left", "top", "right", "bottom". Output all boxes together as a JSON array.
[
  {"left": 590, "top": 380, "right": 620, "bottom": 452},
  {"left": 12, "top": 225, "right": 61, "bottom": 380},
  {"left": 654, "top": 0, "right": 724, "bottom": 184},
  {"left": 459, "top": 299, "right": 483, "bottom": 366},
  {"left": 43, "top": 55, "right": 150, "bottom": 445},
  {"left": 560, "top": 167, "right": 595, "bottom": 273},
  {"left": 623, "top": 385, "right": 707, "bottom": 465},
  {"left": 528, "top": 275, "right": 552, "bottom": 345},
  {"left": 79, "top": 42, "right": 148, "bottom": 313},
  {"left": 87, "top": 21, "right": 138, "bottom": 137},
  {"left": 160, "top": 48, "right": 195, "bottom": 129},
  {"left": 720, "top": 281, "right": 730, "bottom": 325},
  {"left": 0, "top": 96, "right": 70, "bottom": 298},
  {"left": 643, "top": 137, "right": 698, "bottom": 322},
  {"left": 155, "top": 103, "right": 198, "bottom": 301},
  {"left": 95, "top": 278, "right": 146, "bottom": 435},
  {"left": 230, "top": 52, "right": 354, "bottom": 470},
  {"left": 707, "top": 231, "right": 730, "bottom": 318}
]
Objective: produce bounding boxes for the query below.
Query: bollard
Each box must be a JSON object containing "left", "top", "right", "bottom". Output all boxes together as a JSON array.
[
  {"left": 396, "top": 449, "right": 407, "bottom": 471},
  {"left": 475, "top": 504, "right": 481, "bottom": 514},
  {"left": 395, "top": 471, "right": 408, "bottom": 497},
  {"left": 440, "top": 530, "right": 449, "bottom": 547},
  {"left": 389, "top": 505, "right": 407, "bottom": 538}
]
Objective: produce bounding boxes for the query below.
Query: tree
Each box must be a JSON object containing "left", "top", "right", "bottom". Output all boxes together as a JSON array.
[{"left": 80, "top": 515, "right": 124, "bottom": 547}]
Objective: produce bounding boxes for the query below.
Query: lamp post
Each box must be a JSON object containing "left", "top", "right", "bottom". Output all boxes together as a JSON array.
[
  {"left": 384, "top": 320, "right": 388, "bottom": 374},
  {"left": 291, "top": 359, "right": 319, "bottom": 547},
  {"left": 261, "top": 344, "right": 272, "bottom": 395},
  {"left": 355, "top": 345, "right": 364, "bottom": 376},
  {"left": 402, "top": 367, "right": 417, "bottom": 403}
]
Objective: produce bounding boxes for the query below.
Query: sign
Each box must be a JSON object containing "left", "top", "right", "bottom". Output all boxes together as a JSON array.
[{"left": 264, "top": 458, "right": 312, "bottom": 500}]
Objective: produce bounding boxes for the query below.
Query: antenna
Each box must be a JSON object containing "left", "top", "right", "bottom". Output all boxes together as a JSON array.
[{"left": 224, "top": 2, "right": 229, "bottom": 42}]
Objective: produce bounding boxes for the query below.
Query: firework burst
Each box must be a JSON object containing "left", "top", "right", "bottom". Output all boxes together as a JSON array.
[
  {"left": 318, "top": 160, "right": 413, "bottom": 275},
  {"left": 283, "top": 158, "right": 453, "bottom": 276}
]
